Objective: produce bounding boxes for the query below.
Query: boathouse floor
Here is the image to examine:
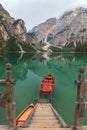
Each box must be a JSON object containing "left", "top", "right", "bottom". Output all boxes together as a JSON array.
[
  {"left": 0, "top": 125, "right": 87, "bottom": 130},
  {"left": 0, "top": 103, "right": 87, "bottom": 130}
]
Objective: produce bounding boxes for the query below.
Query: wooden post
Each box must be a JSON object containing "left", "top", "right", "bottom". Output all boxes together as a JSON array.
[
  {"left": 0, "top": 63, "right": 16, "bottom": 128},
  {"left": 74, "top": 67, "right": 86, "bottom": 130},
  {"left": 5, "top": 63, "right": 16, "bottom": 128}
]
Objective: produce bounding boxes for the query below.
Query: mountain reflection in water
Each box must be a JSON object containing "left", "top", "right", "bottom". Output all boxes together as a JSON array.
[{"left": 0, "top": 52, "right": 87, "bottom": 126}]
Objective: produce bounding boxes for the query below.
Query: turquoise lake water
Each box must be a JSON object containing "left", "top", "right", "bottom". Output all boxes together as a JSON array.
[{"left": 0, "top": 52, "right": 87, "bottom": 126}]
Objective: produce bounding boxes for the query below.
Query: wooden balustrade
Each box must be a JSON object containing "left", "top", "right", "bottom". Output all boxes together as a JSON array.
[
  {"left": 74, "top": 67, "right": 87, "bottom": 130},
  {"left": 0, "top": 63, "right": 16, "bottom": 128}
]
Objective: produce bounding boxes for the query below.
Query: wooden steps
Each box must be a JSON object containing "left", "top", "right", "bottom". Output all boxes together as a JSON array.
[{"left": 27, "top": 103, "right": 63, "bottom": 128}]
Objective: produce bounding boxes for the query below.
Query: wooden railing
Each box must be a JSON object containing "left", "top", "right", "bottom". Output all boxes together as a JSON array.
[
  {"left": 74, "top": 67, "right": 87, "bottom": 130},
  {"left": 0, "top": 63, "right": 16, "bottom": 128}
]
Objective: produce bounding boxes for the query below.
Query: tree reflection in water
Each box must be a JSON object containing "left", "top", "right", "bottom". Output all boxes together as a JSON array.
[{"left": 0, "top": 52, "right": 87, "bottom": 81}]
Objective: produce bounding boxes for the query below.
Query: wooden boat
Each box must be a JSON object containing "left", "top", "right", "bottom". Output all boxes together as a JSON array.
[
  {"left": 40, "top": 74, "right": 55, "bottom": 94},
  {"left": 16, "top": 104, "right": 34, "bottom": 127}
]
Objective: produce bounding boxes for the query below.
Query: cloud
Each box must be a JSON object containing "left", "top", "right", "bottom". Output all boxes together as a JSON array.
[{"left": 1, "top": 0, "right": 87, "bottom": 30}]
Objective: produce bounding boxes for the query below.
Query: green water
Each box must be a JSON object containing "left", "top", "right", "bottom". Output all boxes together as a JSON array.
[{"left": 0, "top": 52, "right": 87, "bottom": 126}]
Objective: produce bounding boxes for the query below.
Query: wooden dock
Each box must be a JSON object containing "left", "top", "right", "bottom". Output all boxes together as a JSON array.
[
  {"left": 27, "top": 102, "right": 66, "bottom": 128},
  {"left": 21, "top": 102, "right": 87, "bottom": 130},
  {"left": 0, "top": 102, "right": 87, "bottom": 130},
  {"left": 0, "top": 126, "right": 87, "bottom": 130},
  {"left": 0, "top": 102, "right": 69, "bottom": 130}
]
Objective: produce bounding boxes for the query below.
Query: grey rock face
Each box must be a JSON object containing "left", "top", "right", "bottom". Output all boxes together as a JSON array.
[
  {"left": 31, "top": 7, "right": 87, "bottom": 48},
  {"left": 31, "top": 18, "right": 57, "bottom": 43},
  {"left": 0, "top": 4, "right": 27, "bottom": 49},
  {"left": 0, "top": 5, "right": 27, "bottom": 41},
  {"left": 51, "top": 7, "right": 87, "bottom": 47},
  {"left": 0, "top": 4, "right": 37, "bottom": 52}
]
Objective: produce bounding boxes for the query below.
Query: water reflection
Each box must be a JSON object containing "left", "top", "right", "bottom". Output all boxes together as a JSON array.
[
  {"left": 0, "top": 52, "right": 87, "bottom": 81},
  {"left": 0, "top": 52, "right": 87, "bottom": 126}
]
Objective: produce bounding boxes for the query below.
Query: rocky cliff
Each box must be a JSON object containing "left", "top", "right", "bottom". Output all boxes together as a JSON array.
[
  {"left": 0, "top": 4, "right": 36, "bottom": 52},
  {"left": 1, "top": 4, "right": 87, "bottom": 52},
  {"left": 31, "top": 7, "right": 87, "bottom": 51},
  {"left": 32, "top": 18, "right": 57, "bottom": 43}
]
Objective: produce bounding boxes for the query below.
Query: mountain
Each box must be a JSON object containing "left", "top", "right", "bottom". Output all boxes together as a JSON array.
[
  {"left": 1, "top": 4, "right": 87, "bottom": 52},
  {"left": 0, "top": 4, "right": 36, "bottom": 52},
  {"left": 31, "top": 7, "right": 87, "bottom": 51},
  {"left": 31, "top": 18, "right": 57, "bottom": 51},
  {"left": 31, "top": 18, "right": 57, "bottom": 43}
]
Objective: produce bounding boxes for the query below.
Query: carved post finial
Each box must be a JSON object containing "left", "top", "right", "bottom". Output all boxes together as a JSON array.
[
  {"left": 78, "top": 67, "right": 85, "bottom": 82},
  {"left": 6, "top": 63, "right": 12, "bottom": 81},
  {"left": 6, "top": 63, "right": 12, "bottom": 69}
]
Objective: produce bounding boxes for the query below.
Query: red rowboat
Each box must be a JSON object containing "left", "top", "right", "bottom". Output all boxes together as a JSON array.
[{"left": 40, "top": 74, "right": 55, "bottom": 94}]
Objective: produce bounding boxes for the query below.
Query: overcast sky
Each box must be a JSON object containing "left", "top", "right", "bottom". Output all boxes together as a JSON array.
[{"left": 0, "top": 0, "right": 87, "bottom": 31}]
